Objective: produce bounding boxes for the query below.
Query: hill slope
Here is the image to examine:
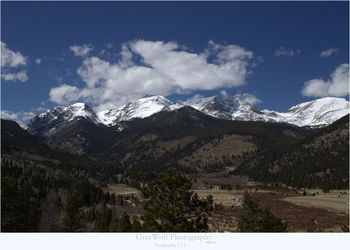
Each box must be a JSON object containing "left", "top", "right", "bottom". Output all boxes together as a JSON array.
[
  {"left": 89, "top": 107, "right": 314, "bottom": 177},
  {"left": 234, "top": 115, "right": 349, "bottom": 190}
]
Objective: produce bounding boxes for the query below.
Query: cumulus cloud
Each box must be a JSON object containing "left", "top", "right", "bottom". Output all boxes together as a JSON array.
[
  {"left": 35, "top": 58, "right": 42, "bottom": 64},
  {"left": 320, "top": 48, "right": 339, "bottom": 58},
  {"left": 1, "top": 41, "right": 27, "bottom": 67},
  {"left": 49, "top": 84, "right": 80, "bottom": 105},
  {"left": 234, "top": 93, "right": 262, "bottom": 105},
  {"left": 1, "top": 70, "right": 28, "bottom": 82},
  {"left": 51, "top": 40, "right": 255, "bottom": 108},
  {"left": 1, "top": 110, "right": 36, "bottom": 128},
  {"left": 275, "top": 46, "right": 301, "bottom": 57},
  {"left": 301, "top": 63, "right": 349, "bottom": 97},
  {"left": 69, "top": 44, "right": 94, "bottom": 57},
  {"left": 1, "top": 41, "right": 29, "bottom": 82}
]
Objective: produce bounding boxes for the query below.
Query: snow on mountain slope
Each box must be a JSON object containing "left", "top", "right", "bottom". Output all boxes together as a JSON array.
[
  {"left": 185, "top": 95, "right": 349, "bottom": 127},
  {"left": 262, "top": 97, "right": 350, "bottom": 127},
  {"left": 29, "top": 95, "right": 349, "bottom": 132},
  {"left": 184, "top": 95, "right": 271, "bottom": 122},
  {"left": 97, "top": 95, "right": 180, "bottom": 126},
  {"left": 37, "top": 103, "right": 100, "bottom": 124},
  {"left": 27, "top": 102, "right": 101, "bottom": 137}
]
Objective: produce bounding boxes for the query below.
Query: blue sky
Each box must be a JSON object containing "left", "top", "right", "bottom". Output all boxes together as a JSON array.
[{"left": 1, "top": 1, "right": 349, "bottom": 126}]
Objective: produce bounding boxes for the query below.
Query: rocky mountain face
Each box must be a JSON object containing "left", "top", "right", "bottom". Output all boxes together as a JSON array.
[
  {"left": 27, "top": 103, "right": 111, "bottom": 155},
  {"left": 184, "top": 95, "right": 266, "bottom": 121},
  {"left": 27, "top": 103, "right": 101, "bottom": 139}
]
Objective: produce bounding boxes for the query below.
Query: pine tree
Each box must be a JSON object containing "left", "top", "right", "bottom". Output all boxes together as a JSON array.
[
  {"left": 109, "top": 210, "right": 119, "bottom": 232},
  {"left": 110, "top": 193, "right": 116, "bottom": 204},
  {"left": 62, "top": 185, "right": 83, "bottom": 232},
  {"left": 141, "top": 168, "right": 212, "bottom": 232},
  {"left": 1, "top": 177, "right": 41, "bottom": 232},
  {"left": 131, "top": 216, "right": 142, "bottom": 232},
  {"left": 120, "top": 212, "right": 132, "bottom": 232},
  {"left": 237, "top": 191, "right": 287, "bottom": 232}
]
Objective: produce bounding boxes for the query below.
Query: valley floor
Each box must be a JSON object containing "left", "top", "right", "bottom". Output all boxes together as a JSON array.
[
  {"left": 102, "top": 184, "right": 349, "bottom": 232},
  {"left": 284, "top": 189, "right": 349, "bottom": 214},
  {"left": 205, "top": 189, "right": 349, "bottom": 232}
]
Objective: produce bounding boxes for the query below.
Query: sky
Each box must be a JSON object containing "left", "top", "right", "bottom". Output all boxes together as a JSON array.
[{"left": 1, "top": 1, "right": 349, "bottom": 126}]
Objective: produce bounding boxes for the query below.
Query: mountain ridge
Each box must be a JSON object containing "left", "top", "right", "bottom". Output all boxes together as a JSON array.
[{"left": 27, "top": 96, "right": 349, "bottom": 132}]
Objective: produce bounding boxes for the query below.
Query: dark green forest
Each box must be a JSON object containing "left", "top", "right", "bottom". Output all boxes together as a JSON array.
[{"left": 233, "top": 115, "right": 349, "bottom": 191}]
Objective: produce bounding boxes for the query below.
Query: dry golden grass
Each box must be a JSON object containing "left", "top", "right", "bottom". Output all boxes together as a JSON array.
[
  {"left": 179, "top": 134, "right": 256, "bottom": 168},
  {"left": 193, "top": 189, "right": 244, "bottom": 207},
  {"left": 103, "top": 184, "right": 140, "bottom": 196},
  {"left": 284, "top": 189, "right": 349, "bottom": 214}
]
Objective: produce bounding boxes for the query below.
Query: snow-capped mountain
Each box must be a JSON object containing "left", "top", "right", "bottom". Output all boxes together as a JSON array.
[
  {"left": 186, "top": 95, "right": 349, "bottom": 127},
  {"left": 184, "top": 95, "right": 271, "bottom": 122},
  {"left": 97, "top": 95, "right": 183, "bottom": 126},
  {"left": 37, "top": 102, "right": 100, "bottom": 125},
  {"left": 27, "top": 103, "right": 101, "bottom": 137},
  {"left": 261, "top": 97, "right": 350, "bottom": 127},
  {"left": 27, "top": 96, "right": 349, "bottom": 136}
]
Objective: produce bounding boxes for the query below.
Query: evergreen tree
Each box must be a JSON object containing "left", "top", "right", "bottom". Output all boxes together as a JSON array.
[
  {"left": 62, "top": 185, "right": 83, "bottom": 232},
  {"left": 110, "top": 193, "right": 116, "bottom": 204},
  {"left": 141, "top": 168, "right": 212, "bottom": 232},
  {"left": 131, "top": 216, "right": 142, "bottom": 232},
  {"left": 109, "top": 210, "right": 119, "bottom": 232},
  {"left": 1, "top": 177, "right": 41, "bottom": 232},
  {"left": 120, "top": 212, "right": 132, "bottom": 232},
  {"left": 237, "top": 191, "right": 287, "bottom": 232}
]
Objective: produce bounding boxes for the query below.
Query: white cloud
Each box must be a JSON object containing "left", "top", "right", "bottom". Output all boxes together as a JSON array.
[
  {"left": 35, "top": 58, "right": 42, "bottom": 64},
  {"left": 51, "top": 40, "right": 255, "bottom": 107},
  {"left": 1, "top": 41, "right": 29, "bottom": 82},
  {"left": 1, "top": 70, "right": 28, "bottom": 82},
  {"left": 234, "top": 93, "right": 262, "bottom": 105},
  {"left": 49, "top": 84, "right": 80, "bottom": 105},
  {"left": 301, "top": 63, "right": 349, "bottom": 97},
  {"left": 220, "top": 90, "right": 228, "bottom": 97},
  {"left": 275, "top": 46, "right": 301, "bottom": 57},
  {"left": 1, "top": 41, "right": 27, "bottom": 68},
  {"left": 1, "top": 110, "right": 36, "bottom": 128},
  {"left": 69, "top": 44, "right": 94, "bottom": 57},
  {"left": 320, "top": 48, "right": 339, "bottom": 58}
]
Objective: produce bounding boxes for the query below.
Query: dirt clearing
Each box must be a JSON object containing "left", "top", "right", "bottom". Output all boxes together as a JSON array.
[{"left": 103, "top": 184, "right": 140, "bottom": 196}]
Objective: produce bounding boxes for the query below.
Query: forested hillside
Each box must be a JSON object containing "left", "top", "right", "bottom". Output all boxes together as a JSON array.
[
  {"left": 234, "top": 115, "right": 349, "bottom": 190},
  {"left": 1, "top": 119, "right": 122, "bottom": 231}
]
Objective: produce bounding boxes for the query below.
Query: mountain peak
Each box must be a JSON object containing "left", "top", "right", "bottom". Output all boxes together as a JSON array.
[
  {"left": 66, "top": 102, "right": 97, "bottom": 122},
  {"left": 141, "top": 95, "right": 172, "bottom": 103},
  {"left": 185, "top": 94, "right": 261, "bottom": 121},
  {"left": 69, "top": 102, "right": 88, "bottom": 109},
  {"left": 29, "top": 95, "right": 350, "bottom": 132},
  {"left": 28, "top": 102, "right": 100, "bottom": 135},
  {"left": 96, "top": 95, "right": 174, "bottom": 126},
  {"left": 279, "top": 97, "right": 350, "bottom": 126}
]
